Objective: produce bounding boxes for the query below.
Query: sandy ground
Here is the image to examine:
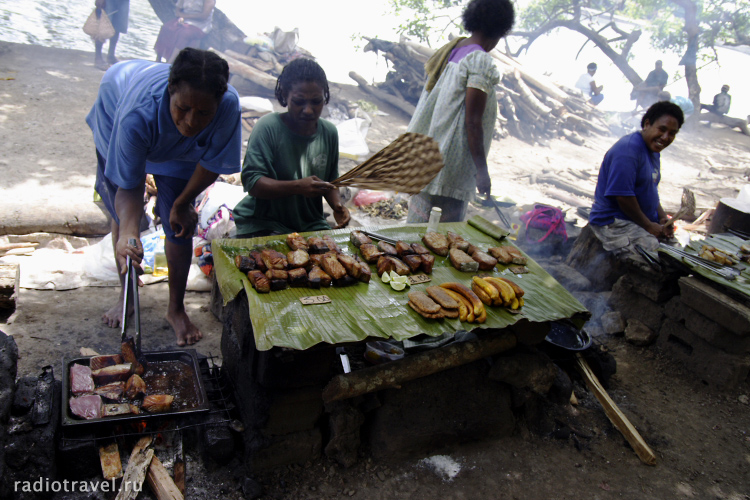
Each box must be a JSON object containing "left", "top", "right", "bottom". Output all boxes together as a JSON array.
[{"left": 1, "top": 40, "right": 750, "bottom": 499}]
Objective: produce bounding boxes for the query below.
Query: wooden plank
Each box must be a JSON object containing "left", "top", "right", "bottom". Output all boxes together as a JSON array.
[
  {"left": 115, "top": 436, "right": 154, "bottom": 500},
  {"left": 147, "top": 455, "right": 184, "bottom": 500},
  {"left": 575, "top": 355, "right": 657, "bottom": 466}
]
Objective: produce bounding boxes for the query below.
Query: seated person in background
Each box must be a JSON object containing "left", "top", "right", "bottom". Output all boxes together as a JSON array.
[
  {"left": 154, "top": 0, "right": 215, "bottom": 63},
  {"left": 657, "top": 91, "right": 694, "bottom": 118},
  {"left": 575, "top": 62, "right": 604, "bottom": 106},
  {"left": 587, "top": 101, "right": 684, "bottom": 255},
  {"left": 631, "top": 60, "right": 669, "bottom": 111},
  {"left": 701, "top": 85, "right": 731, "bottom": 116},
  {"left": 233, "top": 58, "right": 350, "bottom": 238}
]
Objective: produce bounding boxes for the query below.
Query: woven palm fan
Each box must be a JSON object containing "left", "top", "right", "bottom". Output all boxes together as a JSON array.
[
  {"left": 665, "top": 188, "right": 696, "bottom": 228},
  {"left": 331, "top": 132, "right": 444, "bottom": 194}
]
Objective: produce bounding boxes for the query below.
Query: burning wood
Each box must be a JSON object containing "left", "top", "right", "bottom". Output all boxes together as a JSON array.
[
  {"left": 147, "top": 456, "right": 184, "bottom": 500},
  {"left": 115, "top": 436, "right": 154, "bottom": 500},
  {"left": 99, "top": 442, "right": 123, "bottom": 480}
]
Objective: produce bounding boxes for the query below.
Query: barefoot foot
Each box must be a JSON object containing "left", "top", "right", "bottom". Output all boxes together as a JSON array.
[
  {"left": 102, "top": 292, "right": 133, "bottom": 328},
  {"left": 167, "top": 308, "right": 203, "bottom": 346}
]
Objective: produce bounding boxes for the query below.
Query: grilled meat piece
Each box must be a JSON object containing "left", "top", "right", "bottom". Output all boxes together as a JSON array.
[
  {"left": 410, "top": 243, "right": 430, "bottom": 255},
  {"left": 337, "top": 254, "right": 362, "bottom": 279},
  {"left": 422, "top": 232, "right": 449, "bottom": 256},
  {"left": 93, "top": 382, "right": 125, "bottom": 402},
  {"left": 141, "top": 394, "right": 174, "bottom": 413},
  {"left": 376, "top": 256, "right": 411, "bottom": 276},
  {"left": 250, "top": 250, "right": 267, "bottom": 272},
  {"left": 356, "top": 260, "right": 372, "bottom": 283},
  {"left": 488, "top": 246, "right": 513, "bottom": 264},
  {"left": 402, "top": 254, "right": 423, "bottom": 273},
  {"left": 265, "top": 269, "right": 289, "bottom": 291},
  {"left": 407, "top": 290, "right": 443, "bottom": 319},
  {"left": 124, "top": 374, "right": 146, "bottom": 400},
  {"left": 449, "top": 248, "right": 479, "bottom": 272},
  {"left": 396, "top": 241, "right": 415, "bottom": 257},
  {"left": 420, "top": 254, "right": 435, "bottom": 274},
  {"left": 426, "top": 286, "right": 459, "bottom": 310},
  {"left": 447, "top": 231, "right": 470, "bottom": 251},
  {"left": 307, "top": 237, "right": 330, "bottom": 254},
  {"left": 321, "top": 252, "right": 347, "bottom": 280},
  {"left": 308, "top": 253, "right": 325, "bottom": 267},
  {"left": 322, "top": 235, "right": 340, "bottom": 253},
  {"left": 508, "top": 265, "right": 529, "bottom": 274},
  {"left": 70, "top": 363, "right": 95, "bottom": 395},
  {"left": 506, "top": 247, "right": 527, "bottom": 265},
  {"left": 471, "top": 250, "right": 498, "bottom": 271},
  {"left": 350, "top": 230, "right": 372, "bottom": 248},
  {"left": 333, "top": 275, "right": 358, "bottom": 287},
  {"left": 359, "top": 244, "right": 384, "bottom": 264},
  {"left": 286, "top": 232, "right": 309, "bottom": 251},
  {"left": 261, "top": 249, "right": 288, "bottom": 270},
  {"left": 247, "top": 270, "right": 271, "bottom": 293},
  {"left": 377, "top": 241, "right": 398, "bottom": 256},
  {"left": 89, "top": 354, "right": 123, "bottom": 371},
  {"left": 288, "top": 267, "right": 308, "bottom": 287},
  {"left": 92, "top": 363, "right": 133, "bottom": 385},
  {"left": 102, "top": 403, "right": 135, "bottom": 417},
  {"left": 234, "top": 255, "right": 256, "bottom": 273},
  {"left": 307, "top": 265, "right": 332, "bottom": 288},
  {"left": 69, "top": 394, "right": 102, "bottom": 420},
  {"left": 287, "top": 249, "right": 310, "bottom": 269},
  {"left": 121, "top": 337, "right": 145, "bottom": 376}
]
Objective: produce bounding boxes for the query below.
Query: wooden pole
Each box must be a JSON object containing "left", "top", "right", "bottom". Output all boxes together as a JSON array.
[
  {"left": 575, "top": 354, "right": 657, "bottom": 466},
  {"left": 147, "top": 456, "right": 184, "bottom": 500},
  {"left": 322, "top": 332, "right": 517, "bottom": 403}
]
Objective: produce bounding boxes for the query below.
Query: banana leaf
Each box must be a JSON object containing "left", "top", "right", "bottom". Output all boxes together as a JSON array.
[{"left": 214, "top": 221, "right": 590, "bottom": 351}]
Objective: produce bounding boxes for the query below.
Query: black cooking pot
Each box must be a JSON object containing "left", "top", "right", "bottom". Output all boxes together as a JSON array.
[{"left": 545, "top": 321, "right": 592, "bottom": 352}]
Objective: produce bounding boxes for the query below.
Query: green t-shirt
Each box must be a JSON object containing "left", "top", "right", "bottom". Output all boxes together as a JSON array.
[{"left": 233, "top": 113, "right": 339, "bottom": 236}]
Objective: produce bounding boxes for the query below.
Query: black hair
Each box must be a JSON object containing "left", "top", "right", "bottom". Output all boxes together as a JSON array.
[
  {"left": 462, "top": 0, "right": 515, "bottom": 40},
  {"left": 641, "top": 101, "right": 684, "bottom": 128},
  {"left": 168, "top": 48, "right": 229, "bottom": 101},
  {"left": 587, "top": 62, "right": 597, "bottom": 70},
  {"left": 275, "top": 58, "right": 330, "bottom": 107}
]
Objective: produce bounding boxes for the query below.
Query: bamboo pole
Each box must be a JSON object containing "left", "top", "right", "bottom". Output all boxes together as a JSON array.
[{"left": 576, "top": 354, "right": 657, "bottom": 466}]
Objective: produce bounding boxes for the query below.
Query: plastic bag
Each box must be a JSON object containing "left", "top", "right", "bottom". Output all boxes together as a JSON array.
[
  {"left": 270, "top": 26, "right": 299, "bottom": 53},
  {"left": 519, "top": 204, "right": 568, "bottom": 243},
  {"left": 336, "top": 113, "right": 372, "bottom": 160},
  {"left": 353, "top": 190, "right": 389, "bottom": 207}
]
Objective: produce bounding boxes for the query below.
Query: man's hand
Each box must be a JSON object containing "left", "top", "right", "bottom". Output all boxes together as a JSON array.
[
  {"left": 297, "top": 176, "right": 335, "bottom": 198},
  {"left": 659, "top": 217, "right": 675, "bottom": 238},
  {"left": 170, "top": 201, "right": 198, "bottom": 239},
  {"left": 116, "top": 236, "right": 143, "bottom": 274},
  {"left": 476, "top": 170, "right": 491, "bottom": 196},
  {"left": 332, "top": 205, "right": 351, "bottom": 229}
]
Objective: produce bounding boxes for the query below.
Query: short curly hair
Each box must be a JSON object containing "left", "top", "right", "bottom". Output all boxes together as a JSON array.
[
  {"left": 463, "top": 0, "right": 515, "bottom": 40},
  {"left": 168, "top": 48, "right": 229, "bottom": 101},
  {"left": 641, "top": 101, "right": 684, "bottom": 129}
]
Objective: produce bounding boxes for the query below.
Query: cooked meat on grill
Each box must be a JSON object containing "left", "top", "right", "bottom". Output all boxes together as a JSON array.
[
  {"left": 141, "top": 394, "right": 174, "bottom": 413},
  {"left": 91, "top": 363, "right": 133, "bottom": 386},
  {"left": 250, "top": 250, "right": 267, "bottom": 272},
  {"left": 376, "top": 256, "right": 411, "bottom": 276},
  {"left": 234, "top": 255, "right": 256, "bottom": 273},
  {"left": 422, "top": 232, "right": 449, "bottom": 256},
  {"left": 94, "top": 382, "right": 125, "bottom": 402},
  {"left": 286, "top": 232, "right": 309, "bottom": 251},
  {"left": 247, "top": 270, "right": 271, "bottom": 293},
  {"left": 396, "top": 241, "right": 415, "bottom": 257},
  {"left": 410, "top": 243, "right": 430, "bottom": 255},
  {"left": 359, "top": 244, "right": 384, "bottom": 264},
  {"left": 70, "top": 363, "right": 95, "bottom": 395},
  {"left": 350, "top": 230, "right": 372, "bottom": 248},
  {"left": 102, "top": 403, "right": 135, "bottom": 417},
  {"left": 402, "top": 254, "right": 423, "bottom": 273},
  {"left": 124, "top": 374, "right": 146, "bottom": 400},
  {"left": 288, "top": 267, "right": 308, "bottom": 287},
  {"left": 471, "top": 250, "right": 498, "bottom": 271},
  {"left": 449, "top": 248, "right": 479, "bottom": 272},
  {"left": 307, "top": 237, "right": 330, "bottom": 254},
  {"left": 287, "top": 249, "right": 310, "bottom": 269},
  {"left": 377, "top": 241, "right": 398, "bottom": 256},
  {"left": 420, "top": 254, "right": 435, "bottom": 274},
  {"left": 121, "top": 337, "right": 145, "bottom": 376},
  {"left": 321, "top": 252, "right": 347, "bottom": 280},
  {"left": 89, "top": 354, "right": 123, "bottom": 372},
  {"left": 307, "top": 265, "right": 332, "bottom": 288},
  {"left": 261, "top": 249, "right": 288, "bottom": 270},
  {"left": 69, "top": 394, "right": 102, "bottom": 420}
]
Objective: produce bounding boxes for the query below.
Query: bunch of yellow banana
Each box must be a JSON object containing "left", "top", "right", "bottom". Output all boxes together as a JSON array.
[
  {"left": 438, "top": 282, "right": 486, "bottom": 323},
  {"left": 472, "top": 276, "right": 525, "bottom": 310}
]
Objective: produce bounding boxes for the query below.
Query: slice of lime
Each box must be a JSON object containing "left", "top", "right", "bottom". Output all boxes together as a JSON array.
[
  {"left": 389, "top": 270, "right": 400, "bottom": 281},
  {"left": 390, "top": 281, "right": 407, "bottom": 291},
  {"left": 381, "top": 272, "right": 391, "bottom": 283},
  {"left": 391, "top": 275, "right": 408, "bottom": 284}
]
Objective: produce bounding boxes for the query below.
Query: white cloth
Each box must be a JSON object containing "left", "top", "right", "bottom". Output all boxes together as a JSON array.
[{"left": 575, "top": 72, "right": 595, "bottom": 95}]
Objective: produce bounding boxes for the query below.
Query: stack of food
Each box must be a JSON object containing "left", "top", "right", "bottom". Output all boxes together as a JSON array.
[
  {"left": 699, "top": 244, "right": 740, "bottom": 266},
  {"left": 351, "top": 230, "right": 435, "bottom": 276},
  {"left": 68, "top": 338, "right": 173, "bottom": 420}
]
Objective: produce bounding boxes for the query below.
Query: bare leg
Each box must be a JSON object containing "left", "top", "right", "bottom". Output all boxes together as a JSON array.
[
  {"left": 102, "top": 219, "right": 133, "bottom": 327},
  {"left": 107, "top": 32, "right": 120, "bottom": 65},
  {"left": 165, "top": 239, "right": 202, "bottom": 346},
  {"left": 94, "top": 40, "right": 108, "bottom": 70}
]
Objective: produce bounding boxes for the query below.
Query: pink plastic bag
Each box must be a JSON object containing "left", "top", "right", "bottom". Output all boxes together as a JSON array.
[{"left": 353, "top": 190, "right": 388, "bottom": 207}]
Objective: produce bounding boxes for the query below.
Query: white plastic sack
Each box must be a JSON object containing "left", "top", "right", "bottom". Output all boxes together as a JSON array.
[
  {"left": 82, "top": 235, "right": 120, "bottom": 285},
  {"left": 239, "top": 96, "right": 274, "bottom": 114},
  {"left": 271, "top": 26, "right": 299, "bottom": 53},
  {"left": 197, "top": 182, "right": 246, "bottom": 227},
  {"left": 337, "top": 114, "right": 372, "bottom": 160}
]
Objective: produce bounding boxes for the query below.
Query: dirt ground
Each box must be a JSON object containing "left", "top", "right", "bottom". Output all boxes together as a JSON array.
[{"left": 1, "top": 40, "right": 750, "bottom": 499}]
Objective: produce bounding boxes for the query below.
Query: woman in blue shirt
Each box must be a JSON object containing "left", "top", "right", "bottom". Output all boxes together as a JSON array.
[{"left": 86, "top": 48, "right": 241, "bottom": 346}]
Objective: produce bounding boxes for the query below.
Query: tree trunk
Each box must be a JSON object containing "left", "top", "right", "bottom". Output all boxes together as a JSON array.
[{"left": 673, "top": 0, "right": 701, "bottom": 122}]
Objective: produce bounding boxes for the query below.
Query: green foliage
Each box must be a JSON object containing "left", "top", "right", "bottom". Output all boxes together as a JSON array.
[{"left": 388, "top": 0, "right": 465, "bottom": 44}]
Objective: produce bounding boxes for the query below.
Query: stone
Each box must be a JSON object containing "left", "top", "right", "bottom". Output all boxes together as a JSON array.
[
  {"left": 242, "top": 477, "right": 264, "bottom": 499},
  {"left": 658, "top": 319, "right": 750, "bottom": 390},
  {"left": 609, "top": 276, "right": 664, "bottom": 331},
  {"left": 265, "top": 386, "right": 324, "bottom": 436},
  {"left": 488, "top": 351, "right": 557, "bottom": 394},
  {"left": 547, "top": 365, "right": 573, "bottom": 406},
  {"left": 678, "top": 277, "right": 750, "bottom": 337},
  {"left": 248, "top": 429, "right": 322, "bottom": 471},
  {"left": 544, "top": 264, "right": 592, "bottom": 291},
  {"left": 324, "top": 401, "right": 365, "bottom": 468},
  {"left": 663, "top": 296, "right": 750, "bottom": 353},
  {"left": 367, "top": 361, "right": 514, "bottom": 460},
  {"left": 625, "top": 318, "right": 657, "bottom": 346},
  {"left": 0, "top": 329, "right": 19, "bottom": 424},
  {"left": 11, "top": 377, "right": 36, "bottom": 417},
  {"left": 565, "top": 224, "right": 628, "bottom": 291},
  {"left": 203, "top": 417, "right": 236, "bottom": 465},
  {"left": 601, "top": 311, "right": 625, "bottom": 335}
]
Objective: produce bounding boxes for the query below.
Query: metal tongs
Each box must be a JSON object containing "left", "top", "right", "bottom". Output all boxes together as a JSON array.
[
  {"left": 485, "top": 194, "right": 512, "bottom": 229},
  {"left": 659, "top": 243, "right": 740, "bottom": 281},
  {"left": 362, "top": 231, "right": 399, "bottom": 246},
  {"left": 121, "top": 237, "right": 142, "bottom": 355},
  {"left": 634, "top": 243, "right": 662, "bottom": 271}
]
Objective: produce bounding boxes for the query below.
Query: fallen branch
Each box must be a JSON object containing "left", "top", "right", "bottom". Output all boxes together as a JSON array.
[{"left": 348, "top": 71, "right": 415, "bottom": 118}]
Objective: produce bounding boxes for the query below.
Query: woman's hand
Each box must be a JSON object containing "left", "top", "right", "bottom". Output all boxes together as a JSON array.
[
  {"left": 170, "top": 201, "right": 199, "bottom": 239},
  {"left": 332, "top": 205, "right": 351, "bottom": 229},
  {"left": 297, "top": 176, "right": 335, "bottom": 198}
]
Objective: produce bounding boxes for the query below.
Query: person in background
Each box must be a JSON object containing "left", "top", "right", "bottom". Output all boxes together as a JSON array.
[
  {"left": 631, "top": 60, "right": 669, "bottom": 112},
  {"left": 93, "top": 0, "right": 130, "bottom": 71},
  {"left": 87, "top": 48, "right": 242, "bottom": 345},
  {"left": 154, "top": 0, "right": 216, "bottom": 63},
  {"left": 587, "top": 101, "right": 684, "bottom": 254},
  {"left": 575, "top": 62, "right": 604, "bottom": 106},
  {"left": 657, "top": 90, "right": 694, "bottom": 118},
  {"left": 233, "top": 58, "right": 350, "bottom": 238},
  {"left": 405, "top": 0, "right": 515, "bottom": 224},
  {"left": 701, "top": 85, "right": 732, "bottom": 116}
]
